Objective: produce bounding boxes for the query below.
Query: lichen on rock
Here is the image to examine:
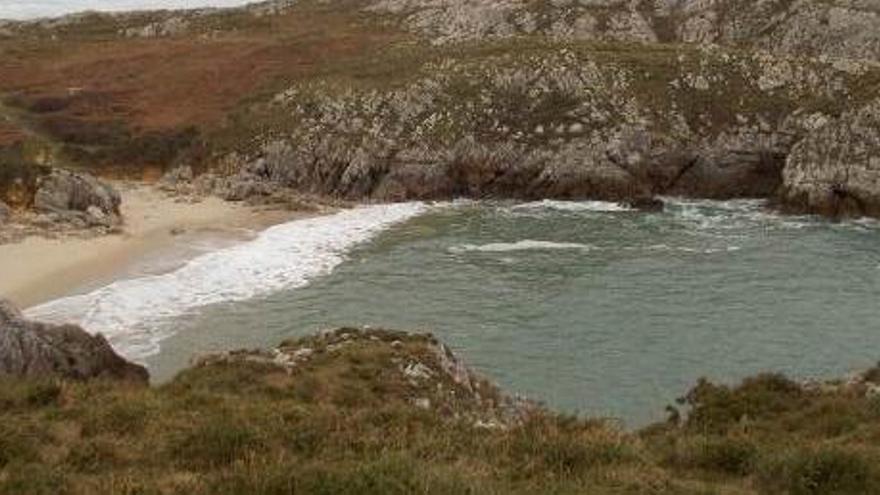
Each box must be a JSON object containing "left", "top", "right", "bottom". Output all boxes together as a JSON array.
[{"left": 781, "top": 98, "right": 880, "bottom": 217}]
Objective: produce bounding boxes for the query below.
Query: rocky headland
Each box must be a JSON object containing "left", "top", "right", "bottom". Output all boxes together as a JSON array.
[{"left": 0, "top": 0, "right": 879, "bottom": 226}]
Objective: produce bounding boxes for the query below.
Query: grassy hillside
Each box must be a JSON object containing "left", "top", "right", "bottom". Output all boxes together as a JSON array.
[
  {"left": 2, "top": 0, "right": 878, "bottom": 178},
  {"left": 0, "top": 0, "right": 408, "bottom": 177},
  {"left": 2, "top": 328, "right": 880, "bottom": 494},
  {"left": 2, "top": 0, "right": 880, "bottom": 215}
]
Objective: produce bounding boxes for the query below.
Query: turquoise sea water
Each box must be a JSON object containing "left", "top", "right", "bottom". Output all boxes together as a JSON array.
[{"left": 141, "top": 199, "right": 880, "bottom": 427}]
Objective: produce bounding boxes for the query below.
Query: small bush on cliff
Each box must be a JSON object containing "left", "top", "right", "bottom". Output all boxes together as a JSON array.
[
  {"left": 0, "top": 378, "right": 61, "bottom": 410},
  {"left": 679, "top": 373, "right": 805, "bottom": 433},
  {"left": 659, "top": 435, "right": 758, "bottom": 476},
  {"left": 758, "top": 448, "right": 878, "bottom": 495}
]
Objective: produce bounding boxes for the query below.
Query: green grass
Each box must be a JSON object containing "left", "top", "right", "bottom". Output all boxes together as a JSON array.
[
  {"left": 1, "top": 330, "right": 879, "bottom": 494},
  {"left": 3, "top": 0, "right": 879, "bottom": 188}
]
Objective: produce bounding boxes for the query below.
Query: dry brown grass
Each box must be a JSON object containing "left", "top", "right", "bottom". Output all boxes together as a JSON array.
[
  {"left": 0, "top": 1, "right": 405, "bottom": 173},
  {"left": 0, "top": 122, "right": 24, "bottom": 145},
  {"left": 1, "top": 329, "right": 879, "bottom": 494}
]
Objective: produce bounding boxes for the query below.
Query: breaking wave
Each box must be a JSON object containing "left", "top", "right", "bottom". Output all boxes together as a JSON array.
[
  {"left": 25, "top": 203, "right": 427, "bottom": 360},
  {"left": 511, "top": 200, "right": 633, "bottom": 213},
  {"left": 450, "top": 240, "right": 597, "bottom": 253}
]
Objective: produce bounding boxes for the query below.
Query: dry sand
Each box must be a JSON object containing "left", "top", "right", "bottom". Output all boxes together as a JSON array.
[{"left": 0, "top": 184, "right": 304, "bottom": 309}]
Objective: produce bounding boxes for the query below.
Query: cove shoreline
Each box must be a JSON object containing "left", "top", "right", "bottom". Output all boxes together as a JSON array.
[{"left": 0, "top": 183, "right": 317, "bottom": 309}]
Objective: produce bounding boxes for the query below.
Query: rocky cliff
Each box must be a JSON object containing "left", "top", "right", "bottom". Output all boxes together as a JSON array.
[
  {"left": 1, "top": 0, "right": 880, "bottom": 217},
  {"left": 0, "top": 299, "right": 147, "bottom": 382},
  {"left": 216, "top": 43, "right": 876, "bottom": 206},
  {"left": 782, "top": 98, "right": 880, "bottom": 217}
]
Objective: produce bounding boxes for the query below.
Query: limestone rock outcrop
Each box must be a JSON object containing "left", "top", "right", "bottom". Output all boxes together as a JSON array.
[
  {"left": 368, "top": 0, "right": 880, "bottom": 63},
  {"left": 781, "top": 99, "right": 880, "bottom": 217},
  {"left": 33, "top": 169, "right": 122, "bottom": 226},
  {"left": 223, "top": 46, "right": 874, "bottom": 205},
  {"left": 193, "top": 327, "right": 536, "bottom": 425},
  {"left": 0, "top": 300, "right": 148, "bottom": 382}
]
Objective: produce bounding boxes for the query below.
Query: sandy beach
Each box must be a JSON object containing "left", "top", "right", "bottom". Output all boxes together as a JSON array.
[{"left": 0, "top": 184, "right": 304, "bottom": 309}]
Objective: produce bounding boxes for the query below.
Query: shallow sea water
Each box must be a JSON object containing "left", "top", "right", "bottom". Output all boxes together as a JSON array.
[{"left": 83, "top": 198, "right": 880, "bottom": 426}]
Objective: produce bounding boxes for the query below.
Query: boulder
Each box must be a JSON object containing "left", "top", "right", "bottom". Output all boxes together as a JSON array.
[
  {"left": 34, "top": 169, "right": 121, "bottom": 223},
  {"left": 0, "top": 300, "right": 148, "bottom": 382},
  {"left": 669, "top": 148, "right": 787, "bottom": 199},
  {"left": 158, "top": 165, "right": 194, "bottom": 190}
]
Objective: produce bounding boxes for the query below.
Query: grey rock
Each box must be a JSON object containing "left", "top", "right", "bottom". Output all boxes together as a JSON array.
[
  {"left": 159, "top": 165, "right": 194, "bottom": 188},
  {"left": 0, "top": 299, "right": 148, "bottom": 382},
  {"left": 238, "top": 45, "right": 873, "bottom": 209},
  {"left": 431, "top": 342, "right": 474, "bottom": 393},
  {"left": 403, "top": 361, "right": 434, "bottom": 380},
  {"left": 365, "top": 0, "right": 880, "bottom": 62},
  {"left": 86, "top": 205, "right": 111, "bottom": 227},
  {"left": 34, "top": 169, "right": 121, "bottom": 224},
  {"left": 781, "top": 99, "right": 880, "bottom": 217},
  {"left": 123, "top": 16, "right": 189, "bottom": 38}
]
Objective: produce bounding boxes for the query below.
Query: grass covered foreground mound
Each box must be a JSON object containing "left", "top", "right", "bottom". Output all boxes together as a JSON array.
[{"left": 2, "top": 328, "right": 880, "bottom": 494}]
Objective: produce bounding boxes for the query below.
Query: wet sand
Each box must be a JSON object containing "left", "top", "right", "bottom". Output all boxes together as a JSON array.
[{"left": 0, "top": 184, "right": 305, "bottom": 308}]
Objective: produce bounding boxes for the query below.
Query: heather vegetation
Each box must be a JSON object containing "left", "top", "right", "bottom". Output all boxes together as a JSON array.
[{"left": 2, "top": 0, "right": 880, "bottom": 216}]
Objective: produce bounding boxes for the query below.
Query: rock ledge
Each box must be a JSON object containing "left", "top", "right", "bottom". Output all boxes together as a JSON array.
[{"left": 0, "top": 300, "right": 148, "bottom": 383}]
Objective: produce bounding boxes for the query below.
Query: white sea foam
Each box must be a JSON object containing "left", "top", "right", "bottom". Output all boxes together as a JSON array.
[
  {"left": 453, "top": 239, "right": 741, "bottom": 255},
  {"left": 450, "top": 240, "right": 596, "bottom": 253},
  {"left": 25, "top": 203, "right": 427, "bottom": 360},
  {"left": 628, "top": 243, "right": 741, "bottom": 254},
  {"left": 661, "top": 197, "right": 820, "bottom": 232},
  {"left": 512, "top": 200, "right": 633, "bottom": 213}
]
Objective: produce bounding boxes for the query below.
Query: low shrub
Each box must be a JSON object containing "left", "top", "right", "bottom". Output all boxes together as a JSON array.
[
  {"left": 681, "top": 374, "right": 805, "bottom": 433},
  {"left": 663, "top": 436, "right": 758, "bottom": 476},
  {"left": 0, "top": 379, "right": 61, "bottom": 410},
  {"left": 0, "top": 462, "right": 68, "bottom": 495},
  {"left": 760, "top": 448, "right": 877, "bottom": 495}
]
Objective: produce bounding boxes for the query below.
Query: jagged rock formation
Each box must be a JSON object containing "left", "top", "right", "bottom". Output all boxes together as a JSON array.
[
  {"left": 679, "top": 0, "right": 880, "bottom": 62},
  {"left": 0, "top": 160, "right": 123, "bottom": 237},
  {"left": 33, "top": 169, "right": 122, "bottom": 227},
  {"left": 220, "top": 45, "right": 875, "bottom": 205},
  {"left": 0, "top": 299, "right": 147, "bottom": 382},
  {"left": 3, "top": 0, "right": 880, "bottom": 217},
  {"left": 781, "top": 99, "right": 880, "bottom": 217}
]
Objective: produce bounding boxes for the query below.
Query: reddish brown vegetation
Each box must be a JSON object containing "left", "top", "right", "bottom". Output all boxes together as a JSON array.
[
  {"left": 0, "top": 5, "right": 402, "bottom": 173},
  {"left": 0, "top": 122, "right": 25, "bottom": 145}
]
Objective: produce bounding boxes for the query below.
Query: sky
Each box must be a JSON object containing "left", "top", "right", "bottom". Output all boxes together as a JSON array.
[{"left": 0, "top": 1, "right": 257, "bottom": 20}]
